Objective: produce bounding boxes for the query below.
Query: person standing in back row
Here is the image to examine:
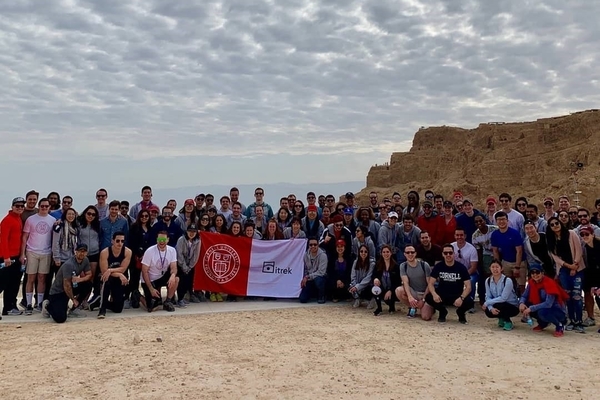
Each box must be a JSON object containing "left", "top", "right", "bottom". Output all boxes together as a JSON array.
[
  {"left": 1, "top": 197, "right": 26, "bottom": 316},
  {"left": 20, "top": 197, "right": 56, "bottom": 314}
]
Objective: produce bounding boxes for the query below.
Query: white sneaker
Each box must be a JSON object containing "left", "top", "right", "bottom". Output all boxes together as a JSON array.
[
  {"left": 68, "top": 308, "right": 86, "bottom": 318},
  {"left": 123, "top": 300, "right": 131, "bottom": 310},
  {"left": 41, "top": 300, "right": 50, "bottom": 318},
  {"left": 352, "top": 299, "right": 361, "bottom": 308},
  {"left": 366, "top": 298, "right": 376, "bottom": 310}
]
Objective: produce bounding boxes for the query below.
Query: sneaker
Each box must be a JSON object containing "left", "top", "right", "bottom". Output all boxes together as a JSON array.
[
  {"left": 553, "top": 325, "right": 564, "bottom": 337},
  {"left": 565, "top": 321, "right": 575, "bottom": 331},
  {"left": 176, "top": 300, "right": 187, "bottom": 308},
  {"left": 163, "top": 300, "right": 175, "bottom": 312},
  {"left": 317, "top": 297, "right": 326, "bottom": 304},
  {"left": 521, "top": 315, "right": 529, "bottom": 323},
  {"left": 407, "top": 309, "right": 415, "bottom": 318},
  {"left": 468, "top": 308, "right": 475, "bottom": 314},
  {"left": 97, "top": 309, "right": 106, "bottom": 319},
  {"left": 438, "top": 309, "right": 448, "bottom": 323},
  {"left": 209, "top": 293, "right": 217, "bottom": 302},
  {"left": 88, "top": 295, "right": 101, "bottom": 311},
  {"left": 574, "top": 323, "right": 585, "bottom": 334},
  {"left": 41, "top": 300, "right": 50, "bottom": 318},
  {"left": 583, "top": 317, "right": 596, "bottom": 327},
  {"left": 80, "top": 300, "right": 90, "bottom": 310},
  {"left": 182, "top": 298, "right": 190, "bottom": 305},
  {"left": 373, "top": 308, "right": 382, "bottom": 316},
  {"left": 352, "top": 299, "right": 360, "bottom": 308},
  {"left": 19, "top": 299, "right": 27, "bottom": 309},
  {"left": 131, "top": 291, "right": 141, "bottom": 309},
  {"left": 8, "top": 308, "right": 23, "bottom": 316},
  {"left": 33, "top": 305, "right": 42, "bottom": 313},
  {"left": 458, "top": 316, "right": 468, "bottom": 325},
  {"left": 68, "top": 308, "right": 86, "bottom": 318},
  {"left": 497, "top": 318, "right": 506, "bottom": 328},
  {"left": 215, "top": 293, "right": 224, "bottom": 302},
  {"left": 532, "top": 325, "right": 545, "bottom": 332},
  {"left": 25, "top": 305, "right": 33, "bottom": 315},
  {"left": 366, "top": 298, "right": 376, "bottom": 310},
  {"left": 123, "top": 300, "right": 131, "bottom": 310},
  {"left": 503, "top": 321, "right": 514, "bottom": 331},
  {"left": 189, "top": 293, "right": 202, "bottom": 303}
]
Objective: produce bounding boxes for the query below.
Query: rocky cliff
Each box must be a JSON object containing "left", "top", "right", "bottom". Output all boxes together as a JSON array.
[{"left": 359, "top": 109, "right": 600, "bottom": 208}]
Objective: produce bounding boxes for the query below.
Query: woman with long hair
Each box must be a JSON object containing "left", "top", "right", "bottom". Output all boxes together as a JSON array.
[
  {"left": 320, "top": 206, "right": 331, "bottom": 227},
  {"left": 263, "top": 218, "right": 284, "bottom": 240},
  {"left": 276, "top": 207, "right": 292, "bottom": 232},
  {"left": 211, "top": 214, "right": 228, "bottom": 234},
  {"left": 292, "top": 200, "right": 306, "bottom": 219},
  {"left": 283, "top": 217, "right": 306, "bottom": 239},
  {"left": 328, "top": 239, "right": 353, "bottom": 302},
  {"left": 514, "top": 197, "right": 528, "bottom": 219},
  {"left": 175, "top": 224, "right": 201, "bottom": 307},
  {"left": 228, "top": 221, "right": 243, "bottom": 237},
  {"left": 372, "top": 244, "right": 400, "bottom": 315},
  {"left": 48, "top": 208, "right": 80, "bottom": 300},
  {"left": 127, "top": 210, "right": 153, "bottom": 307},
  {"left": 558, "top": 210, "right": 572, "bottom": 230},
  {"left": 175, "top": 199, "right": 198, "bottom": 231},
  {"left": 579, "top": 226, "right": 600, "bottom": 327},
  {"left": 352, "top": 225, "right": 376, "bottom": 260},
  {"left": 198, "top": 213, "right": 211, "bottom": 232},
  {"left": 349, "top": 244, "right": 375, "bottom": 309},
  {"left": 546, "top": 216, "right": 586, "bottom": 333},
  {"left": 76, "top": 205, "right": 100, "bottom": 307}
]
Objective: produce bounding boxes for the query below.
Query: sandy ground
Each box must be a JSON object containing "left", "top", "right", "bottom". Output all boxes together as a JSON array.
[{"left": 1, "top": 304, "right": 599, "bottom": 400}]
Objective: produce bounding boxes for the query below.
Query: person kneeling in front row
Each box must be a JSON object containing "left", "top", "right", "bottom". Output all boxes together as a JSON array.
[
  {"left": 482, "top": 260, "right": 520, "bottom": 330},
  {"left": 396, "top": 245, "right": 434, "bottom": 320},
  {"left": 140, "top": 231, "right": 179, "bottom": 312},
  {"left": 300, "top": 237, "right": 328, "bottom": 304},
  {"left": 42, "top": 244, "right": 93, "bottom": 323},
  {"left": 519, "top": 263, "right": 569, "bottom": 337},
  {"left": 425, "top": 243, "right": 474, "bottom": 324}
]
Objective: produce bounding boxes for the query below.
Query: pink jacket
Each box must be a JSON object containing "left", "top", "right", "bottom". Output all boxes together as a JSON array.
[{"left": 551, "top": 230, "right": 586, "bottom": 274}]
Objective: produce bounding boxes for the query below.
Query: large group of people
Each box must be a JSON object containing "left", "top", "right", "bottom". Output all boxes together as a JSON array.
[{"left": 1, "top": 186, "right": 599, "bottom": 337}]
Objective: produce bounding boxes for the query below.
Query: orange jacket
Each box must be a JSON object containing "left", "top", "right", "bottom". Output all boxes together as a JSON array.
[{"left": 1, "top": 211, "right": 23, "bottom": 259}]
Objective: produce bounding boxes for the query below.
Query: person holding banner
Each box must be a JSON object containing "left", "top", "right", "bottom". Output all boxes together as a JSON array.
[{"left": 300, "top": 237, "right": 328, "bottom": 304}]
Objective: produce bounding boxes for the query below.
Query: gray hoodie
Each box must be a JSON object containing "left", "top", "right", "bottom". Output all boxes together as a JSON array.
[
  {"left": 303, "top": 247, "right": 327, "bottom": 280},
  {"left": 283, "top": 227, "right": 307, "bottom": 240},
  {"left": 176, "top": 235, "right": 200, "bottom": 274},
  {"left": 78, "top": 224, "right": 100, "bottom": 256},
  {"left": 378, "top": 220, "right": 402, "bottom": 253},
  {"left": 350, "top": 257, "right": 375, "bottom": 292}
]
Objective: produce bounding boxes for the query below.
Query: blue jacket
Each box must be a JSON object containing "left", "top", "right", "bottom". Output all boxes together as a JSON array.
[{"left": 99, "top": 216, "right": 129, "bottom": 250}]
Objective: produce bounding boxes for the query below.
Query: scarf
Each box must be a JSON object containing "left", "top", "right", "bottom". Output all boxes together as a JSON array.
[
  {"left": 61, "top": 223, "right": 78, "bottom": 252},
  {"left": 527, "top": 276, "right": 569, "bottom": 306}
]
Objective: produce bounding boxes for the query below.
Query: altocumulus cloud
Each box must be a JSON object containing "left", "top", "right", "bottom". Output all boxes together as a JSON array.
[{"left": 0, "top": 0, "right": 599, "bottom": 163}]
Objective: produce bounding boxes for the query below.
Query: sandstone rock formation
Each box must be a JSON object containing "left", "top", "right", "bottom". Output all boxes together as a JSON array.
[{"left": 358, "top": 109, "right": 600, "bottom": 208}]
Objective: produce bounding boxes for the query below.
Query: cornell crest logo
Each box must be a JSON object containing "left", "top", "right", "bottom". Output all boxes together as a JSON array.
[{"left": 203, "top": 244, "right": 241, "bottom": 284}]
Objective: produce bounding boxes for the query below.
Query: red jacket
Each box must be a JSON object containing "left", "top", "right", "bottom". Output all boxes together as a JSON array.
[
  {"left": 439, "top": 215, "right": 457, "bottom": 246},
  {"left": 1, "top": 211, "right": 23, "bottom": 259},
  {"left": 417, "top": 214, "right": 443, "bottom": 246}
]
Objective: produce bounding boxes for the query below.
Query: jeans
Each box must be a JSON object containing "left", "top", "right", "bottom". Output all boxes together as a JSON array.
[
  {"left": 477, "top": 272, "right": 491, "bottom": 306},
  {"left": 558, "top": 268, "right": 583, "bottom": 322},
  {"left": 484, "top": 302, "right": 520, "bottom": 321},
  {"left": 47, "top": 281, "right": 93, "bottom": 323},
  {"left": 469, "top": 273, "right": 479, "bottom": 303},
  {"left": 530, "top": 307, "right": 566, "bottom": 328},
  {"left": 299, "top": 276, "right": 326, "bottom": 303},
  {"left": 425, "top": 292, "right": 475, "bottom": 317}
]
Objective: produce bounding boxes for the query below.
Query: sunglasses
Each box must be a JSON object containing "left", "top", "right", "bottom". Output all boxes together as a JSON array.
[
  {"left": 115, "top": 239, "right": 125, "bottom": 243},
  {"left": 255, "top": 192, "right": 264, "bottom": 195},
  {"left": 201, "top": 217, "right": 209, "bottom": 221},
  {"left": 309, "top": 243, "right": 318, "bottom": 247},
  {"left": 63, "top": 201, "right": 72, "bottom": 205},
  {"left": 404, "top": 251, "right": 416, "bottom": 254},
  {"left": 96, "top": 194, "right": 106, "bottom": 198},
  {"left": 140, "top": 215, "right": 149, "bottom": 219},
  {"left": 443, "top": 251, "right": 454, "bottom": 255},
  {"left": 295, "top": 205, "right": 303, "bottom": 208},
  {"left": 86, "top": 212, "right": 96, "bottom": 217},
  {"left": 334, "top": 223, "right": 343, "bottom": 227},
  {"left": 581, "top": 233, "right": 591, "bottom": 237},
  {"left": 516, "top": 203, "right": 526, "bottom": 207},
  {"left": 550, "top": 222, "right": 561, "bottom": 227},
  {"left": 578, "top": 215, "right": 588, "bottom": 218}
]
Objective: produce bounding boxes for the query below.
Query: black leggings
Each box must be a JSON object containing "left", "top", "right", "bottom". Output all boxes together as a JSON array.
[
  {"left": 177, "top": 267, "right": 195, "bottom": 301},
  {"left": 374, "top": 286, "right": 399, "bottom": 311},
  {"left": 99, "top": 276, "right": 126, "bottom": 313},
  {"left": 484, "top": 302, "right": 520, "bottom": 321}
]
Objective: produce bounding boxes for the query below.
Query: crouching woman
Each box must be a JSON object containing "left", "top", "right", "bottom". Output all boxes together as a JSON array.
[{"left": 482, "top": 260, "right": 520, "bottom": 330}]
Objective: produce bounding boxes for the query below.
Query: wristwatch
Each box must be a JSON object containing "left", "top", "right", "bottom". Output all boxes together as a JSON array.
[{"left": 459, "top": 296, "right": 464, "bottom": 300}]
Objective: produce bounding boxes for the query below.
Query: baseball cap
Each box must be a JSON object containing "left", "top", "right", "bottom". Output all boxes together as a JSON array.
[
  {"left": 148, "top": 205, "right": 160, "bottom": 212},
  {"left": 543, "top": 197, "right": 554, "bottom": 205},
  {"left": 187, "top": 224, "right": 198, "bottom": 231},
  {"left": 462, "top": 198, "right": 473, "bottom": 205},
  {"left": 528, "top": 263, "right": 543, "bottom": 273},
  {"left": 307, "top": 204, "right": 318, "bottom": 212},
  {"left": 12, "top": 197, "right": 25, "bottom": 206},
  {"left": 422, "top": 200, "right": 433, "bottom": 207},
  {"left": 388, "top": 211, "right": 399, "bottom": 219},
  {"left": 452, "top": 191, "right": 463, "bottom": 198},
  {"left": 343, "top": 207, "right": 354, "bottom": 215},
  {"left": 345, "top": 192, "right": 355, "bottom": 199},
  {"left": 76, "top": 243, "right": 88, "bottom": 251},
  {"left": 485, "top": 196, "right": 497, "bottom": 205},
  {"left": 443, "top": 200, "right": 453, "bottom": 208},
  {"left": 336, "top": 239, "right": 345, "bottom": 247},
  {"left": 580, "top": 226, "right": 594, "bottom": 235},
  {"left": 184, "top": 199, "right": 195, "bottom": 206}
]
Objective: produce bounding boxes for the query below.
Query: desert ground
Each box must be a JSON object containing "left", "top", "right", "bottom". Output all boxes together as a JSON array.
[{"left": 1, "top": 303, "right": 599, "bottom": 400}]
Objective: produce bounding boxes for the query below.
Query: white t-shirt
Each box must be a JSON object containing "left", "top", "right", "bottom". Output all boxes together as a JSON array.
[
  {"left": 23, "top": 214, "right": 56, "bottom": 255},
  {"left": 141, "top": 244, "right": 177, "bottom": 283},
  {"left": 451, "top": 242, "right": 478, "bottom": 272}
]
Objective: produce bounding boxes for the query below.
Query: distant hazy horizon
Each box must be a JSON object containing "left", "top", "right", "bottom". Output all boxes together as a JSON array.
[{"left": 0, "top": 181, "right": 366, "bottom": 213}]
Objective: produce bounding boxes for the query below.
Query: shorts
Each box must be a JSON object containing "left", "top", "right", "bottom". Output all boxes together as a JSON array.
[
  {"left": 87, "top": 253, "right": 99, "bottom": 263},
  {"left": 501, "top": 260, "right": 526, "bottom": 286},
  {"left": 405, "top": 287, "right": 426, "bottom": 300},
  {"left": 25, "top": 251, "right": 52, "bottom": 274}
]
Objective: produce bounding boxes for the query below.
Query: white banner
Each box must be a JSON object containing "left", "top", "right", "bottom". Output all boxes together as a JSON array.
[{"left": 247, "top": 238, "right": 306, "bottom": 298}]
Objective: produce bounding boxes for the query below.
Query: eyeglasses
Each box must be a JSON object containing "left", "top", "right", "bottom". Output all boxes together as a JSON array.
[
  {"left": 115, "top": 239, "right": 125, "bottom": 243},
  {"left": 569, "top": 211, "right": 577, "bottom": 215},
  {"left": 86, "top": 212, "right": 96, "bottom": 217},
  {"left": 309, "top": 243, "right": 318, "bottom": 247},
  {"left": 578, "top": 215, "right": 588, "bottom": 218},
  {"left": 443, "top": 251, "right": 454, "bottom": 255},
  {"left": 580, "top": 233, "right": 591, "bottom": 237},
  {"left": 516, "top": 203, "right": 527, "bottom": 207},
  {"left": 14, "top": 204, "right": 25, "bottom": 209},
  {"left": 550, "top": 222, "right": 561, "bottom": 227},
  {"left": 404, "top": 251, "right": 416, "bottom": 254},
  {"left": 334, "top": 223, "right": 343, "bottom": 228}
]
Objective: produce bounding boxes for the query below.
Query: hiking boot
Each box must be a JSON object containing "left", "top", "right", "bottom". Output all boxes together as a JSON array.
[{"left": 163, "top": 300, "right": 175, "bottom": 312}]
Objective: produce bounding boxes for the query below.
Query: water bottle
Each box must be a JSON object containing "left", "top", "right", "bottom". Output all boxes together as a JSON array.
[
  {"left": 409, "top": 307, "right": 416, "bottom": 317},
  {"left": 21, "top": 259, "right": 27, "bottom": 273},
  {"left": 0, "top": 259, "right": 14, "bottom": 269},
  {"left": 72, "top": 270, "right": 78, "bottom": 288},
  {"left": 526, "top": 316, "right": 533, "bottom": 327}
]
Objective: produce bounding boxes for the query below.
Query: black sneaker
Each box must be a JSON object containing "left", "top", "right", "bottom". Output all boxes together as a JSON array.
[
  {"left": 97, "top": 309, "right": 106, "bottom": 319},
  {"left": 88, "top": 295, "right": 101, "bottom": 311},
  {"left": 130, "top": 291, "right": 140, "bottom": 309},
  {"left": 459, "top": 316, "right": 468, "bottom": 324},
  {"left": 25, "top": 305, "right": 33, "bottom": 315},
  {"left": 438, "top": 310, "right": 448, "bottom": 323},
  {"left": 373, "top": 308, "right": 382, "bottom": 316},
  {"left": 163, "top": 300, "right": 175, "bottom": 312}
]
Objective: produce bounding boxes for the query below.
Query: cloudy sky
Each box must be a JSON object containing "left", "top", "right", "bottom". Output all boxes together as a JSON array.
[{"left": 1, "top": 0, "right": 599, "bottom": 205}]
